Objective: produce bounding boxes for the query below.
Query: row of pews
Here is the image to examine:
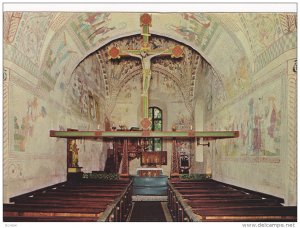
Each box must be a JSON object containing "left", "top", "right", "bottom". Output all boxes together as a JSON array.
[
  {"left": 4, "top": 179, "right": 133, "bottom": 222},
  {"left": 168, "top": 179, "right": 297, "bottom": 222}
]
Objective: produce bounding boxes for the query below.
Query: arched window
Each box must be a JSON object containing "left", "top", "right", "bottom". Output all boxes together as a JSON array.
[{"left": 148, "top": 106, "right": 162, "bottom": 151}]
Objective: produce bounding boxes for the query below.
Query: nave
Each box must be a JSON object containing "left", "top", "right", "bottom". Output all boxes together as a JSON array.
[
  {"left": 3, "top": 177, "right": 297, "bottom": 222},
  {"left": 3, "top": 8, "right": 297, "bottom": 224}
]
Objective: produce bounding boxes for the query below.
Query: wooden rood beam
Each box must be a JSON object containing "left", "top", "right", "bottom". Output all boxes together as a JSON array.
[{"left": 50, "top": 130, "right": 239, "bottom": 139}]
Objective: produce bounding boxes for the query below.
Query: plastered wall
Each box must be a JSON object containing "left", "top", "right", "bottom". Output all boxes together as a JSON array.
[
  {"left": 3, "top": 12, "right": 297, "bottom": 205},
  {"left": 3, "top": 48, "right": 107, "bottom": 203},
  {"left": 204, "top": 53, "right": 297, "bottom": 205}
]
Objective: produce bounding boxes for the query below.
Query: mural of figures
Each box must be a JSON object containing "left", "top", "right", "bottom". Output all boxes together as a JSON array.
[
  {"left": 173, "top": 112, "right": 193, "bottom": 130},
  {"left": 210, "top": 75, "right": 282, "bottom": 159},
  {"left": 167, "top": 13, "right": 218, "bottom": 51},
  {"left": 182, "top": 13, "right": 211, "bottom": 28},
  {"left": 247, "top": 98, "right": 254, "bottom": 153},
  {"left": 13, "top": 97, "right": 47, "bottom": 152},
  {"left": 70, "top": 12, "right": 125, "bottom": 49},
  {"left": 249, "top": 14, "right": 283, "bottom": 54},
  {"left": 94, "top": 34, "right": 209, "bottom": 114},
  {"left": 67, "top": 55, "right": 103, "bottom": 123}
]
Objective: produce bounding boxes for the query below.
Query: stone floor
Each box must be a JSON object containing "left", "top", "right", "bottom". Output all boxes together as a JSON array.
[{"left": 128, "top": 201, "right": 172, "bottom": 222}]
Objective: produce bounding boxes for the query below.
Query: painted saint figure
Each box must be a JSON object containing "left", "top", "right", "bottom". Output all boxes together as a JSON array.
[{"left": 69, "top": 139, "right": 79, "bottom": 167}]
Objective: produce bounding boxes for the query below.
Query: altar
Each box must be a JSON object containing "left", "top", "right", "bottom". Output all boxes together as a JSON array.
[{"left": 136, "top": 167, "right": 163, "bottom": 177}]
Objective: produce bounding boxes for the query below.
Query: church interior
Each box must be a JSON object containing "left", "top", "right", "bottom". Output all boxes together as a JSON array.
[{"left": 3, "top": 8, "right": 297, "bottom": 223}]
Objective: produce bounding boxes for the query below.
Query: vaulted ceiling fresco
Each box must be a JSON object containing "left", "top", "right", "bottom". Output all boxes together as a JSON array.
[
  {"left": 4, "top": 12, "right": 297, "bottom": 108},
  {"left": 88, "top": 34, "right": 209, "bottom": 114}
]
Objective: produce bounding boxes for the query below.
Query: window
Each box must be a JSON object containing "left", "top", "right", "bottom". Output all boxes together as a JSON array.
[{"left": 147, "top": 107, "right": 162, "bottom": 151}]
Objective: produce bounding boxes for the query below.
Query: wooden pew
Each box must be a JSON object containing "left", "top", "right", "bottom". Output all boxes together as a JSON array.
[
  {"left": 5, "top": 180, "right": 133, "bottom": 222},
  {"left": 187, "top": 200, "right": 281, "bottom": 208},
  {"left": 4, "top": 203, "right": 106, "bottom": 217},
  {"left": 12, "top": 196, "right": 114, "bottom": 205},
  {"left": 4, "top": 216, "right": 98, "bottom": 222},
  {"left": 168, "top": 179, "right": 297, "bottom": 222},
  {"left": 34, "top": 191, "right": 121, "bottom": 198},
  {"left": 185, "top": 198, "right": 281, "bottom": 205},
  {"left": 193, "top": 206, "right": 297, "bottom": 222}
]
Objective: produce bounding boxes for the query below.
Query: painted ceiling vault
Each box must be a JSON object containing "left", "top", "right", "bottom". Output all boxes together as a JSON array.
[
  {"left": 4, "top": 12, "right": 297, "bottom": 110},
  {"left": 77, "top": 34, "right": 209, "bottom": 115}
]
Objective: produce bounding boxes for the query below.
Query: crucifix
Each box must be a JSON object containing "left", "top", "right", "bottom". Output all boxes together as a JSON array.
[{"left": 108, "top": 13, "right": 184, "bottom": 130}]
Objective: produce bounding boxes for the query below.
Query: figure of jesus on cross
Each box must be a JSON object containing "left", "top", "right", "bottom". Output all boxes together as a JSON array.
[{"left": 108, "top": 13, "right": 183, "bottom": 130}]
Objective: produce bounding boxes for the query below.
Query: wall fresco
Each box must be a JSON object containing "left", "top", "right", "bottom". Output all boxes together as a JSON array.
[
  {"left": 14, "top": 12, "right": 54, "bottom": 65},
  {"left": 3, "top": 12, "right": 297, "bottom": 204},
  {"left": 70, "top": 13, "right": 115, "bottom": 49},
  {"left": 4, "top": 12, "right": 23, "bottom": 44},
  {"left": 209, "top": 71, "right": 283, "bottom": 161},
  {"left": 13, "top": 97, "right": 47, "bottom": 152},
  {"left": 67, "top": 56, "right": 102, "bottom": 123},
  {"left": 44, "top": 31, "right": 79, "bottom": 80},
  {"left": 95, "top": 34, "right": 209, "bottom": 114},
  {"left": 167, "top": 13, "right": 218, "bottom": 52}
]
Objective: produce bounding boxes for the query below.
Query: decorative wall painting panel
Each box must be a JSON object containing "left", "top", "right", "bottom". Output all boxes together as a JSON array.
[{"left": 212, "top": 74, "right": 283, "bottom": 160}]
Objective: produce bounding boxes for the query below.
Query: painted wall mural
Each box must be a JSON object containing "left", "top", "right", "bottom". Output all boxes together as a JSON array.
[
  {"left": 69, "top": 12, "right": 128, "bottom": 50},
  {"left": 67, "top": 55, "right": 102, "bottom": 123},
  {"left": 3, "top": 11, "right": 296, "bottom": 204},
  {"left": 173, "top": 112, "right": 193, "bottom": 131},
  {"left": 209, "top": 74, "right": 283, "bottom": 160},
  {"left": 167, "top": 13, "right": 218, "bottom": 52},
  {"left": 239, "top": 13, "right": 297, "bottom": 73},
  {"left": 13, "top": 97, "right": 47, "bottom": 152},
  {"left": 94, "top": 34, "right": 210, "bottom": 115},
  {"left": 43, "top": 30, "right": 80, "bottom": 91},
  {"left": 13, "top": 12, "right": 54, "bottom": 65},
  {"left": 4, "top": 12, "right": 23, "bottom": 44}
]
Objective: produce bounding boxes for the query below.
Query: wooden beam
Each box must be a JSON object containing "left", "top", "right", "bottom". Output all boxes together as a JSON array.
[{"left": 50, "top": 130, "right": 239, "bottom": 139}]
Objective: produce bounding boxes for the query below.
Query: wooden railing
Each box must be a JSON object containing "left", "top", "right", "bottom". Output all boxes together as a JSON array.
[
  {"left": 167, "top": 181, "right": 200, "bottom": 222},
  {"left": 98, "top": 180, "right": 133, "bottom": 222}
]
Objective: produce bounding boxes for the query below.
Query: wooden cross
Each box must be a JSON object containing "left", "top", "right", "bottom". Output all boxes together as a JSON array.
[{"left": 108, "top": 13, "right": 184, "bottom": 130}]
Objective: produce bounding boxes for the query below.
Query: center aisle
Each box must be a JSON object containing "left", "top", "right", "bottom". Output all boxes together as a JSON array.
[{"left": 129, "top": 201, "right": 168, "bottom": 222}]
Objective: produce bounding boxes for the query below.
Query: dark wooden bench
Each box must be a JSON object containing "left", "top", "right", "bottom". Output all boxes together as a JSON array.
[
  {"left": 177, "top": 188, "right": 239, "bottom": 193},
  {"left": 4, "top": 216, "right": 98, "bottom": 222},
  {"left": 168, "top": 179, "right": 296, "bottom": 222},
  {"left": 185, "top": 198, "right": 281, "bottom": 205},
  {"left": 4, "top": 203, "right": 106, "bottom": 217},
  {"left": 181, "top": 192, "right": 258, "bottom": 198},
  {"left": 7, "top": 199, "right": 113, "bottom": 207},
  {"left": 188, "top": 200, "right": 281, "bottom": 208},
  {"left": 12, "top": 196, "right": 114, "bottom": 205},
  {"left": 5, "top": 180, "right": 133, "bottom": 222},
  {"left": 35, "top": 191, "right": 121, "bottom": 198},
  {"left": 193, "top": 206, "right": 297, "bottom": 222}
]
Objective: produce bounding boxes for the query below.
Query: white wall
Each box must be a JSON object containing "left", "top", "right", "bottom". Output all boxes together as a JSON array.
[{"left": 205, "top": 52, "right": 297, "bottom": 205}]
